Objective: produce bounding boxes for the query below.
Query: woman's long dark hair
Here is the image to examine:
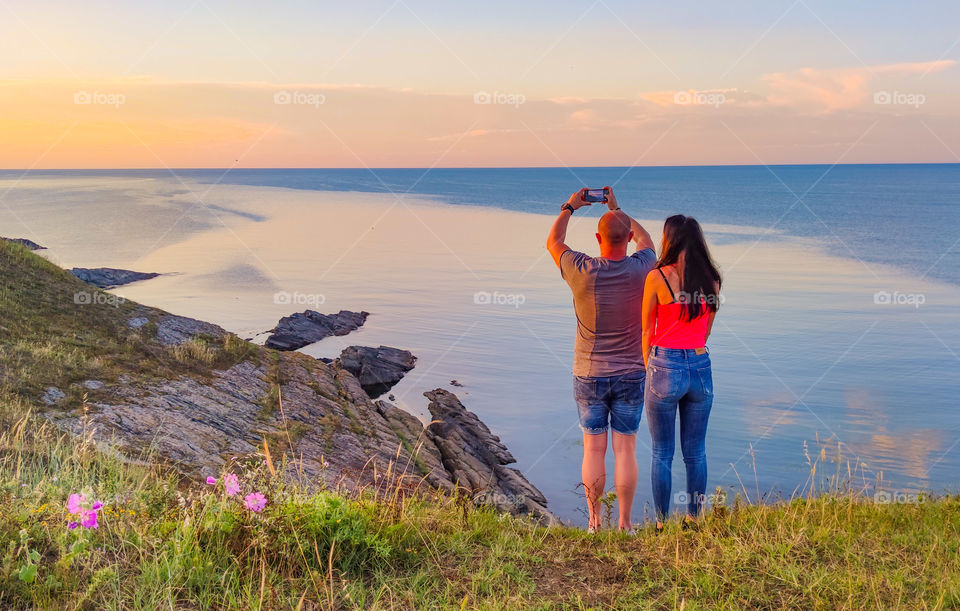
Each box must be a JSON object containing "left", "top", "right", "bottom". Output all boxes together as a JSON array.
[{"left": 656, "top": 215, "right": 722, "bottom": 321}]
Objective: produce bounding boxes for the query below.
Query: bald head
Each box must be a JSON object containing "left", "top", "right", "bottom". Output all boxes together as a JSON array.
[{"left": 597, "top": 210, "right": 633, "bottom": 246}]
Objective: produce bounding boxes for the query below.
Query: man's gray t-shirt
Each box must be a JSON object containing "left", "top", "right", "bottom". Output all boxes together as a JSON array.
[{"left": 560, "top": 248, "right": 657, "bottom": 377}]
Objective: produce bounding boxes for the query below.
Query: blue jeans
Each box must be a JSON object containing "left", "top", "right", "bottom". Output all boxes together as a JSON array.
[
  {"left": 574, "top": 370, "right": 646, "bottom": 435},
  {"left": 644, "top": 347, "right": 713, "bottom": 519}
]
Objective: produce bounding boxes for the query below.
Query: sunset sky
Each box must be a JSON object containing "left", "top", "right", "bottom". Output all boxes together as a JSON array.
[{"left": 1, "top": 0, "right": 958, "bottom": 168}]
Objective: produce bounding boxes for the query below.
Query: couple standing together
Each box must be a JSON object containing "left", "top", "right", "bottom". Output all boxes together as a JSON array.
[{"left": 547, "top": 187, "right": 722, "bottom": 533}]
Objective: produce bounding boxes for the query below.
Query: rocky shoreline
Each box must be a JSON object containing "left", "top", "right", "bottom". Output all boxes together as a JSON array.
[{"left": 1, "top": 238, "right": 553, "bottom": 522}]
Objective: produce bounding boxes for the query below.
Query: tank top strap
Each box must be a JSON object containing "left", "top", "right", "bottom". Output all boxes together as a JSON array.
[{"left": 658, "top": 268, "right": 677, "bottom": 303}]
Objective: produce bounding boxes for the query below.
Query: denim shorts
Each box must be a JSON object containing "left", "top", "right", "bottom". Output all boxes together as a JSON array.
[{"left": 574, "top": 370, "right": 646, "bottom": 435}]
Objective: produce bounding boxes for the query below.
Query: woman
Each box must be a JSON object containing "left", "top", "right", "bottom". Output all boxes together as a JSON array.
[{"left": 641, "top": 215, "right": 722, "bottom": 528}]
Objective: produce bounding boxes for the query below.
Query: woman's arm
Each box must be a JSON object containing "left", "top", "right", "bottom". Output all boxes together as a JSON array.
[{"left": 641, "top": 271, "right": 660, "bottom": 367}]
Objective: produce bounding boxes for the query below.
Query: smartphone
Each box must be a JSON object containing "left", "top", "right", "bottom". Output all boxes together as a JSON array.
[{"left": 582, "top": 188, "right": 609, "bottom": 203}]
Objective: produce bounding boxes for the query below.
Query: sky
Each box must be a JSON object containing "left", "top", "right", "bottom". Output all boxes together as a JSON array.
[{"left": 1, "top": 0, "right": 959, "bottom": 168}]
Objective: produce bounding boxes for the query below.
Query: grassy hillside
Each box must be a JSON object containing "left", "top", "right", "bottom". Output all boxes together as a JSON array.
[
  {"left": 0, "top": 239, "right": 256, "bottom": 405},
  {"left": 2, "top": 396, "right": 958, "bottom": 609},
  {"left": 1, "top": 240, "right": 958, "bottom": 609}
]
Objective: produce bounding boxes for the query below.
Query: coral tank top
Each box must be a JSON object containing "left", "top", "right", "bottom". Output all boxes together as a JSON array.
[{"left": 651, "top": 268, "right": 711, "bottom": 349}]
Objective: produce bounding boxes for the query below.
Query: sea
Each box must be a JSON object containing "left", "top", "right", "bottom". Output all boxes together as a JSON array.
[{"left": 2, "top": 164, "right": 958, "bottom": 524}]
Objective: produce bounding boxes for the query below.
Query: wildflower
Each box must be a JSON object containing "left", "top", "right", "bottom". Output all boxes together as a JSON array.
[
  {"left": 223, "top": 473, "right": 241, "bottom": 497},
  {"left": 67, "top": 493, "right": 86, "bottom": 514},
  {"left": 206, "top": 476, "right": 216, "bottom": 485},
  {"left": 68, "top": 522, "right": 79, "bottom": 530},
  {"left": 91, "top": 501, "right": 103, "bottom": 511},
  {"left": 244, "top": 492, "right": 267, "bottom": 513},
  {"left": 80, "top": 510, "right": 99, "bottom": 529}
]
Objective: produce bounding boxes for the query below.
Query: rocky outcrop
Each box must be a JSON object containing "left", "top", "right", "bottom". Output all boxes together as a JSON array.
[
  {"left": 421, "top": 389, "right": 551, "bottom": 522},
  {"left": 125, "top": 313, "right": 228, "bottom": 346},
  {"left": 156, "top": 315, "right": 227, "bottom": 346},
  {"left": 70, "top": 267, "right": 160, "bottom": 288},
  {"left": 2, "top": 237, "right": 45, "bottom": 250},
  {"left": 265, "top": 310, "right": 368, "bottom": 351},
  {"left": 338, "top": 345, "right": 416, "bottom": 397},
  {"left": 49, "top": 352, "right": 553, "bottom": 523}
]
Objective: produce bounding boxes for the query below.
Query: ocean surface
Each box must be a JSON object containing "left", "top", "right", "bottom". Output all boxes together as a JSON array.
[{"left": 2, "top": 165, "right": 958, "bottom": 524}]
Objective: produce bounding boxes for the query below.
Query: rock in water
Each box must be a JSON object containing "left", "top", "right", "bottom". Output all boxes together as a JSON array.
[
  {"left": 265, "top": 310, "right": 368, "bottom": 351},
  {"left": 421, "top": 389, "right": 553, "bottom": 523},
  {"left": 2, "top": 237, "right": 45, "bottom": 250},
  {"left": 70, "top": 267, "right": 160, "bottom": 289},
  {"left": 338, "top": 345, "right": 416, "bottom": 397}
]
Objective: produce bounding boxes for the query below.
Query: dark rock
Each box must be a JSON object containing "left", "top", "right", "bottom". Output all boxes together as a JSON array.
[
  {"left": 265, "top": 310, "right": 368, "bottom": 351},
  {"left": 2, "top": 237, "right": 45, "bottom": 250},
  {"left": 450, "top": 379, "right": 463, "bottom": 387},
  {"left": 422, "top": 389, "right": 552, "bottom": 523},
  {"left": 156, "top": 315, "right": 227, "bottom": 346},
  {"left": 338, "top": 345, "right": 416, "bottom": 398},
  {"left": 70, "top": 267, "right": 160, "bottom": 289}
]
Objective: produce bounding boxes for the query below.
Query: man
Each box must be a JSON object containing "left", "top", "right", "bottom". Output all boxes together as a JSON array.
[{"left": 546, "top": 186, "right": 656, "bottom": 532}]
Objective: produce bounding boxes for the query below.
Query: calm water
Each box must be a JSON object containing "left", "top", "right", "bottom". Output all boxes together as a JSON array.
[{"left": 2, "top": 165, "right": 958, "bottom": 524}]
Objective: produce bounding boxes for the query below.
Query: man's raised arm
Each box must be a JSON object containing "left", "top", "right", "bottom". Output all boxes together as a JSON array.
[
  {"left": 547, "top": 188, "right": 591, "bottom": 268},
  {"left": 603, "top": 187, "right": 655, "bottom": 252}
]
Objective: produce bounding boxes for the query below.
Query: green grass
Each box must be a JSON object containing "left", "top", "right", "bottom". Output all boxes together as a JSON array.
[
  {"left": 0, "top": 239, "right": 263, "bottom": 406},
  {"left": 2, "top": 239, "right": 959, "bottom": 609},
  {"left": 2, "top": 396, "right": 959, "bottom": 609}
]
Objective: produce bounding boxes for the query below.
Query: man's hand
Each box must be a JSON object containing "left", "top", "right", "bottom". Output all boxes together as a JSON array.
[
  {"left": 604, "top": 186, "right": 619, "bottom": 211},
  {"left": 566, "top": 188, "right": 592, "bottom": 211}
]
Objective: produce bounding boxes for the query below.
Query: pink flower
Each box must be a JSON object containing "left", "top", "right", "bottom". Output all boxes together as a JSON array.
[
  {"left": 67, "top": 493, "right": 86, "bottom": 514},
  {"left": 223, "top": 473, "right": 240, "bottom": 497},
  {"left": 80, "top": 510, "right": 99, "bottom": 529},
  {"left": 244, "top": 492, "right": 267, "bottom": 513},
  {"left": 67, "top": 521, "right": 79, "bottom": 530},
  {"left": 91, "top": 501, "right": 103, "bottom": 511},
  {"left": 206, "top": 476, "right": 217, "bottom": 485}
]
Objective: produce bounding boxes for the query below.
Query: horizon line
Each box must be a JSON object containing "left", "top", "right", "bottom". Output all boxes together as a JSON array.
[{"left": 2, "top": 161, "right": 959, "bottom": 172}]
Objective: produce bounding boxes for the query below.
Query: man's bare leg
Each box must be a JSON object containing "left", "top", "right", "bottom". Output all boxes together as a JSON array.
[
  {"left": 582, "top": 432, "right": 607, "bottom": 530},
  {"left": 612, "top": 431, "right": 638, "bottom": 530}
]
